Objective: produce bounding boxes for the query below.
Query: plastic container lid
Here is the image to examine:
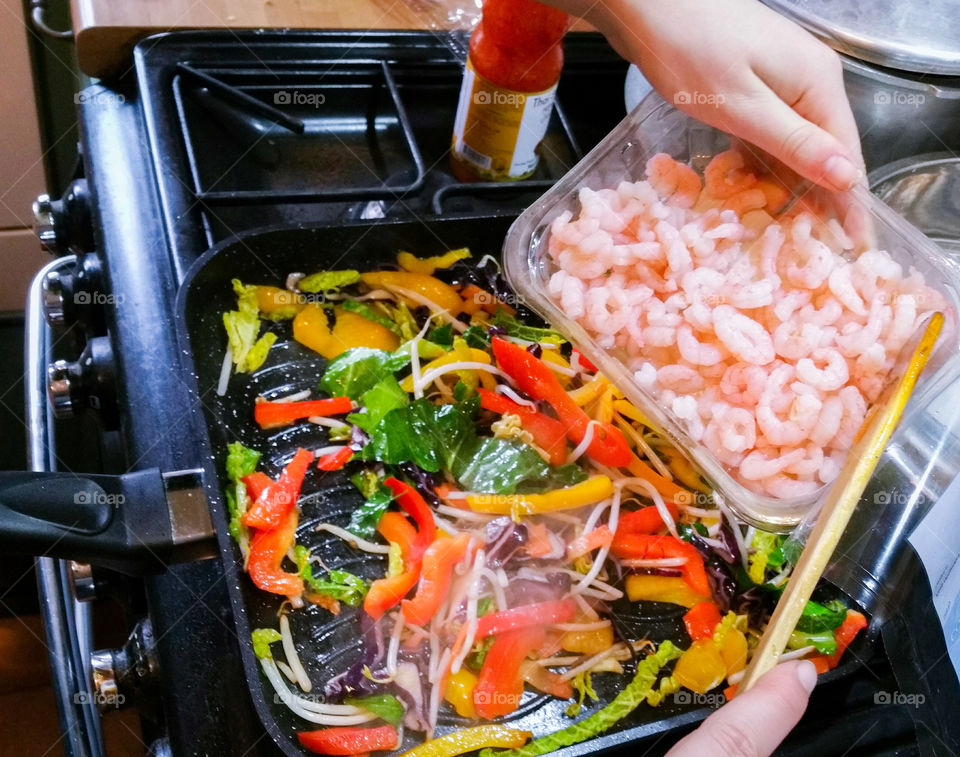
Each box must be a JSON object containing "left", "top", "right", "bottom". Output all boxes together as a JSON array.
[
  {"left": 763, "top": 0, "right": 960, "bottom": 76},
  {"left": 503, "top": 98, "right": 960, "bottom": 530}
]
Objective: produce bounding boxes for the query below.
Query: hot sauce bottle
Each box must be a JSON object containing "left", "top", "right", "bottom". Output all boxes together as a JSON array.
[{"left": 450, "top": 0, "right": 570, "bottom": 182}]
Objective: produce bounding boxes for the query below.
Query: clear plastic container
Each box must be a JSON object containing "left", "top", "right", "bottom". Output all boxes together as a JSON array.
[{"left": 503, "top": 97, "right": 960, "bottom": 530}]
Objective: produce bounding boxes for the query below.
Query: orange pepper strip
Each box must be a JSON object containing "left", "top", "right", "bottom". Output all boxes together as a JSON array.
[{"left": 402, "top": 533, "right": 472, "bottom": 625}]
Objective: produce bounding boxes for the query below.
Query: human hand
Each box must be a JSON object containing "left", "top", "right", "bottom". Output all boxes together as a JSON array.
[
  {"left": 664, "top": 660, "right": 817, "bottom": 757},
  {"left": 550, "top": 0, "right": 864, "bottom": 191}
]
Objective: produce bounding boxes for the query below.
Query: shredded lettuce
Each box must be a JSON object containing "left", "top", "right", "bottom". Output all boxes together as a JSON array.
[
  {"left": 319, "top": 348, "right": 411, "bottom": 400},
  {"left": 223, "top": 279, "right": 276, "bottom": 372},
  {"left": 294, "top": 546, "right": 369, "bottom": 606},
  {"left": 224, "top": 442, "right": 260, "bottom": 556},
  {"left": 748, "top": 530, "right": 781, "bottom": 584},
  {"left": 480, "top": 641, "right": 682, "bottom": 757},
  {"left": 427, "top": 323, "right": 454, "bottom": 348},
  {"left": 298, "top": 270, "right": 361, "bottom": 293},
  {"left": 344, "top": 694, "right": 405, "bottom": 725},
  {"left": 386, "top": 542, "right": 404, "bottom": 577},
  {"left": 566, "top": 672, "right": 599, "bottom": 717},
  {"left": 462, "top": 324, "right": 492, "bottom": 349},
  {"left": 789, "top": 629, "right": 837, "bottom": 655},
  {"left": 252, "top": 628, "right": 282, "bottom": 660}
]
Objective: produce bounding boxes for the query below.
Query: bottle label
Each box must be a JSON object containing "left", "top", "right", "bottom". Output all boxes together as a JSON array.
[{"left": 451, "top": 58, "right": 558, "bottom": 180}]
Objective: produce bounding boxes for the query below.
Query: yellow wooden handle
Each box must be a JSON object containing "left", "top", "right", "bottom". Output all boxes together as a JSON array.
[{"left": 737, "top": 312, "right": 943, "bottom": 693}]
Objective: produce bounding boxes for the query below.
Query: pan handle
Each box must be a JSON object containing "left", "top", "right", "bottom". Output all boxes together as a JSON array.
[{"left": 0, "top": 468, "right": 209, "bottom": 574}]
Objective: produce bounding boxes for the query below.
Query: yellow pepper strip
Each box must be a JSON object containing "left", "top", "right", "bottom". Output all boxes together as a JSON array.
[
  {"left": 625, "top": 574, "right": 710, "bottom": 608},
  {"left": 561, "top": 623, "right": 615, "bottom": 655},
  {"left": 673, "top": 639, "right": 727, "bottom": 694},
  {"left": 360, "top": 271, "right": 464, "bottom": 314},
  {"left": 255, "top": 285, "right": 304, "bottom": 319},
  {"left": 540, "top": 349, "right": 573, "bottom": 389},
  {"left": 597, "top": 387, "right": 614, "bottom": 424},
  {"left": 466, "top": 476, "right": 613, "bottom": 516},
  {"left": 569, "top": 376, "right": 608, "bottom": 407},
  {"left": 443, "top": 668, "right": 479, "bottom": 719},
  {"left": 453, "top": 337, "right": 496, "bottom": 392},
  {"left": 397, "top": 247, "right": 471, "bottom": 275},
  {"left": 658, "top": 447, "right": 711, "bottom": 494},
  {"left": 398, "top": 725, "right": 531, "bottom": 757},
  {"left": 400, "top": 348, "right": 492, "bottom": 393},
  {"left": 613, "top": 399, "right": 654, "bottom": 428},
  {"left": 614, "top": 417, "right": 675, "bottom": 482}
]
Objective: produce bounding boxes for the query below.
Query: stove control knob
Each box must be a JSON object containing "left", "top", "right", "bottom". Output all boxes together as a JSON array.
[
  {"left": 33, "top": 193, "right": 58, "bottom": 254},
  {"left": 47, "top": 359, "right": 78, "bottom": 418},
  {"left": 41, "top": 268, "right": 66, "bottom": 328},
  {"left": 47, "top": 336, "right": 118, "bottom": 427},
  {"left": 89, "top": 619, "right": 158, "bottom": 714}
]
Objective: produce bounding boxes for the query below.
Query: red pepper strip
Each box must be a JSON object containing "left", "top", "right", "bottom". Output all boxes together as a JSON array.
[
  {"left": 254, "top": 396, "right": 353, "bottom": 428},
  {"left": 825, "top": 610, "right": 868, "bottom": 668},
  {"left": 683, "top": 601, "right": 723, "bottom": 641},
  {"left": 615, "top": 503, "right": 680, "bottom": 537},
  {"left": 364, "top": 568, "right": 420, "bottom": 621},
  {"left": 572, "top": 348, "right": 597, "bottom": 372},
  {"left": 297, "top": 725, "right": 398, "bottom": 755},
  {"left": 240, "top": 471, "right": 274, "bottom": 501},
  {"left": 567, "top": 525, "right": 613, "bottom": 560},
  {"left": 247, "top": 509, "right": 302, "bottom": 597},
  {"left": 383, "top": 477, "right": 436, "bottom": 563},
  {"left": 477, "top": 388, "right": 568, "bottom": 467},
  {"left": 474, "top": 598, "right": 577, "bottom": 639},
  {"left": 242, "top": 447, "right": 314, "bottom": 530},
  {"left": 491, "top": 337, "right": 631, "bottom": 467},
  {"left": 611, "top": 533, "right": 711, "bottom": 596},
  {"left": 474, "top": 626, "right": 546, "bottom": 719},
  {"left": 401, "top": 533, "right": 471, "bottom": 625},
  {"left": 317, "top": 447, "right": 354, "bottom": 471}
]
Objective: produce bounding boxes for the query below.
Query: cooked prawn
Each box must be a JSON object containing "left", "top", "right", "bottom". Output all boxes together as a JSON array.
[{"left": 704, "top": 150, "right": 758, "bottom": 199}]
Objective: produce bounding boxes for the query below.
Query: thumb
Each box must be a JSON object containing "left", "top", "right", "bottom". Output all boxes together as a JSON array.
[
  {"left": 665, "top": 660, "right": 817, "bottom": 757},
  {"left": 720, "top": 85, "right": 862, "bottom": 192}
]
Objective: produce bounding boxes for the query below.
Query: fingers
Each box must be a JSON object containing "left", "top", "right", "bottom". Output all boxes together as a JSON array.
[
  {"left": 664, "top": 660, "right": 817, "bottom": 757},
  {"left": 718, "top": 81, "right": 862, "bottom": 192}
]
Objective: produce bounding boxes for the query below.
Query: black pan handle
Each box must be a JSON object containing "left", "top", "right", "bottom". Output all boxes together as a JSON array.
[{"left": 0, "top": 468, "right": 212, "bottom": 574}]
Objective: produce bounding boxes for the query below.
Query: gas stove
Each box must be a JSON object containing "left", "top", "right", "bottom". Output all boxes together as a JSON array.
[{"left": 23, "top": 29, "right": 960, "bottom": 757}]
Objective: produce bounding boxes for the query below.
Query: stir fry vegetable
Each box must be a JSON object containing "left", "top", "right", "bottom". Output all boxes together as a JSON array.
[{"left": 220, "top": 249, "right": 868, "bottom": 753}]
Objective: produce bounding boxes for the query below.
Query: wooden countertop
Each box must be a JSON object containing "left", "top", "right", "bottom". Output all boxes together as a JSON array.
[{"left": 71, "top": 0, "right": 592, "bottom": 79}]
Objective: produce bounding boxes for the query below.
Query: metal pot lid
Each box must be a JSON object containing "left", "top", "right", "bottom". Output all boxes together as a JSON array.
[
  {"left": 764, "top": 0, "right": 960, "bottom": 76},
  {"left": 870, "top": 153, "right": 960, "bottom": 252}
]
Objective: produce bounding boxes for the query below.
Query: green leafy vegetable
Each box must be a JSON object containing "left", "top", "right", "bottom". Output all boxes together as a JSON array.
[
  {"left": 294, "top": 546, "right": 369, "bottom": 606},
  {"left": 344, "top": 694, "right": 405, "bottom": 725},
  {"left": 479, "top": 641, "right": 682, "bottom": 757},
  {"left": 341, "top": 300, "right": 401, "bottom": 334},
  {"left": 462, "top": 324, "right": 491, "bottom": 349},
  {"left": 789, "top": 629, "right": 837, "bottom": 655},
  {"left": 747, "top": 530, "right": 781, "bottom": 584},
  {"left": 223, "top": 280, "right": 277, "bottom": 373},
  {"left": 427, "top": 323, "right": 454, "bottom": 348},
  {"left": 476, "top": 596, "right": 494, "bottom": 617},
  {"left": 491, "top": 309, "right": 565, "bottom": 345},
  {"left": 319, "top": 348, "right": 411, "bottom": 400},
  {"left": 298, "top": 270, "right": 361, "bottom": 293},
  {"left": 348, "top": 376, "right": 408, "bottom": 433},
  {"left": 795, "top": 599, "right": 847, "bottom": 634},
  {"left": 226, "top": 441, "right": 261, "bottom": 481},
  {"left": 467, "top": 636, "right": 495, "bottom": 672},
  {"left": 455, "top": 438, "right": 587, "bottom": 494},
  {"left": 252, "top": 628, "right": 282, "bottom": 660},
  {"left": 678, "top": 522, "right": 708, "bottom": 541},
  {"left": 348, "top": 482, "right": 395, "bottom": 540}
]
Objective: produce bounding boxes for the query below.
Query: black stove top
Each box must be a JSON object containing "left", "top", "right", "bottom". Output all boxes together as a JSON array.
[{"left": 35, "top": 28, "right": 960, "bottom": 757}]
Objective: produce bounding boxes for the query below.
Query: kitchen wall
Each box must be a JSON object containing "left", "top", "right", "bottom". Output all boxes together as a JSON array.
[{"left": 0, "top": 1, "right": 53, "bottom": 312}]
